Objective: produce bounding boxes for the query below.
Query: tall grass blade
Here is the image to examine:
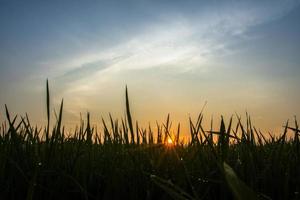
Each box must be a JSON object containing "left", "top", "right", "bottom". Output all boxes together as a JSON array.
[
  {"left": 150, "top": 175, "right": 195, "bottom": 200},
  {"left": 125, "top": 86, "right": 134, "bottom": 144},
  {"left": 223, "top": 162, "right": 257, "bottom": 200},
  {"left": 46, "top": 79, "right": 50, "bottom": 142}
]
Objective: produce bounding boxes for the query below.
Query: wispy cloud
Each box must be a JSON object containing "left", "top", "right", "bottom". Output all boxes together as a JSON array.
[
  {"left": 47, "top": 0, "right": 300, "bottom": 107},
  {"left": 56, "top": 54, "right": 132, "bottom": 83},
  {"left": 53, "top": 1, "right": 299, "bottom": 82}
]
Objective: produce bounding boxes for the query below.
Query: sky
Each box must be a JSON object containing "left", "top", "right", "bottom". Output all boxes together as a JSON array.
[{"left": 0, "top": 0, "right": 300, "bottom": 135}]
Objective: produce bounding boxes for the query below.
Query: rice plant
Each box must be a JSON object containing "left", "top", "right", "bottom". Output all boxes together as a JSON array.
[{"left": 0, "top": 81, "right": 299, "bottom": 200}]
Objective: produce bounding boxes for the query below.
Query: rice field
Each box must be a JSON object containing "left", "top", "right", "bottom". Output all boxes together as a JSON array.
[{"left": 0, "top": 81, "right": 299, "bottom": 200}]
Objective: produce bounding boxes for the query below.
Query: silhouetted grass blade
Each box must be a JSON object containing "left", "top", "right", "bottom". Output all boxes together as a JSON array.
[
  {"left": 125, "top": 85, "right": 134, "bottom": 143},
  {"left": 46, "top": 79, "right": 50, "bottom": 141},
  {"left": 223, "top": 162, "right": 257, "bottom": 200},
  {"left": 150, "top": 175, "right": 195, "bottom": 200}
]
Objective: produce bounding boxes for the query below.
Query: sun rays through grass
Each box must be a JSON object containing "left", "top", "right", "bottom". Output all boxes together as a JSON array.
[{"left": 0, "top": 81, "right": 299, "bottom": 200}]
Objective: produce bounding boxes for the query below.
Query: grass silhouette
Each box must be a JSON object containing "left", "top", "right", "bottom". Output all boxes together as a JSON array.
[{"left": 0, "top": 81, "right": 299, "bottom": 199}]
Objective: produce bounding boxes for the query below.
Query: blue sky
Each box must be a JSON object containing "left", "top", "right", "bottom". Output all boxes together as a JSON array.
[{"left": 1, "top": 0, "right": 300, "bottom": 134}]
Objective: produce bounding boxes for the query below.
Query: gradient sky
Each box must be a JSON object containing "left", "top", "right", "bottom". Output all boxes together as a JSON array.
[{"left": 1, "top": 0, "right": 300, "bottom": 135}]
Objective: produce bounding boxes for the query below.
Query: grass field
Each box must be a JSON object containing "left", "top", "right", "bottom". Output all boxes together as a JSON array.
[{"left": 0, "top": 81, "right": 299, "bottom": 200}]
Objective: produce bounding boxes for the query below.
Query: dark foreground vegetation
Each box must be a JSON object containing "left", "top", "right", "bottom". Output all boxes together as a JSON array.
[{"left": 0, "top": 81, "right": 299, "bottom": 200}]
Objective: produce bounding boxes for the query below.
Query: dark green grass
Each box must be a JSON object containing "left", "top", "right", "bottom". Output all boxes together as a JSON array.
[{"left": 0, "top": 82, "right": 299, "bottom": 200}]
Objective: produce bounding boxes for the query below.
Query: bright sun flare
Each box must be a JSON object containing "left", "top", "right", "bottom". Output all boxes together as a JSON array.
[{"left": 167, "top": 138, "right": 173, "bottom": 145}]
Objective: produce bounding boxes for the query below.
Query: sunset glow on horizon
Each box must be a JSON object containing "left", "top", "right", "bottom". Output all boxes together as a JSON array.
[{"left": 1, "top": 0, "right": 300, "bottom": 136}]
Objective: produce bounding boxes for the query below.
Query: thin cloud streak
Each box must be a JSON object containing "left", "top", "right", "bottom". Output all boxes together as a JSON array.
[
  {"left": 46, "top": 0, "right": 300, "bottom": 116},
  {"left": 54, "top": 1, "right": 299, "bottom": 85}
]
